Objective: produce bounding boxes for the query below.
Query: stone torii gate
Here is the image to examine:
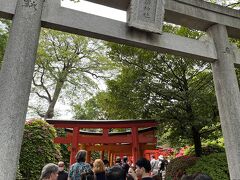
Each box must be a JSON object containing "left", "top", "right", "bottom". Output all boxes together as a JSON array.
[{"left": 0, "top": 0, "right": 240, "bottom": 179}]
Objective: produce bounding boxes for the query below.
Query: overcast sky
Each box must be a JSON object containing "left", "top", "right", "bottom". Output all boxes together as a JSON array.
[{"left": 61, "top": 0, "right": 126, "bottom": 22}]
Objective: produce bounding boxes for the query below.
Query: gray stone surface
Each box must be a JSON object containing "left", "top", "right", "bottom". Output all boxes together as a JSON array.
[
  {"left": 0, "top": 0, "right": 239, "bottom": 64},
  {"left": 231, "top": 44, "right": 240, "bottom": 67},
  {"left": 127, "top": 0, "right": 165, "bottom": 34},
  {"left": 1, "top": 0, "right": 240, "bottom": 38},
  {"left": 84, "top": 0, "right": 240, "bottom": 39},
  {"left": 0, "top": 0, "right": 45, "bottom": 179},
  {"left": 41, "top": 0, "right": 218, "bottom": 62},
  {"left": 208, "top": 24, "right": 240, "bottom": 180},
  {"left": 0, "top": 0, "right": 17, "bottom": 19},
  {"left": 0, "top": 0, "right": 240, "bottom": 179}
]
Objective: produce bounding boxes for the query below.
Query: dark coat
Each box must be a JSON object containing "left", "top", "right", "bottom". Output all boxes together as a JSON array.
[
  {"left": 57, "top": 170, "right": 68, "bottom": 180},
  {"left": 95, "top": 172, "right": 106, "bottom": 180}
]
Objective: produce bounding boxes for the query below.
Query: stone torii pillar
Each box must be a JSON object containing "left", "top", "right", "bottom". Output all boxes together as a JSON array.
[
  {"left": 0, "top": 0, "right": 45, "bottom": 179},
  {"left": 208, "top": 24, "right": 240, "bottom": 179}
]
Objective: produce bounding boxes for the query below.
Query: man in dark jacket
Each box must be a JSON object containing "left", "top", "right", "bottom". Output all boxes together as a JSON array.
[
  {"left": 106, "top": 165, "right": 125, "bottom": 180},
  {"left": 122, "top": 156, "right": 130, "bottom": 179},
  {"left": 57, "top": 161, "right": 68, "bottom": 180},
  {"left": 128, "top": 158, "right": 153, "bottom": 180}
]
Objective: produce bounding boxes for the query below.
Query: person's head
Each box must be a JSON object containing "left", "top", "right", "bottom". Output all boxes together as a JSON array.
[
  {"left": 93, "top": 159, "right": 105, "bottom": 173},
  {"left": 135, "top": 158, "right": 151, "bottom": 178},
  {"left": 40, "top": 163, "right": 58, "bottom": 180},
  {"left": 123, "top": 156, "right": 128, "bottom": 163},
  {"left": 158, "top": 155, "right": 164, "bottom": 160},
  {"left": 57, "top": 161, "right": 65, "bottom": 172},
  {"left": 115, "top": 156, "right": 121, "bottom": 164},
  {"left": 151, "top": 155, "right": 155, "bottom": 160},
  {"left": 75, "top": 150, "right": 87, "bottom": 163},
  {"left": 103, "top": 159, "right": 109, "bottom": 167},
  {"left": 106, "top": 165, "right": 125, "bottom": 180},
  {"left": 192, "top": 173, "right": 212, "bottom": 180},
  {"left": 181, "top": 175, "right": 193, "bottom": 180}
]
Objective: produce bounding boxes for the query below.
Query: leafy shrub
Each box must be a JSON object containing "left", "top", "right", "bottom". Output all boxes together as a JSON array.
[
  {"left": 184, "top": 140, "right": 225, "bottom": 156},
  {"left": 186, "top": 153, "right": 229, "bottom": 180},
  {"left": 166, "top": 156, "right": 199, "bottom": 180},
  {"left": 19, "top": 119, "right": 61, "bottom": 180},
  {"left": 16, "top": 165, "right": 23, "bottom": 180},
  {"left": 56, "top": 128, "right": 70, "bottom": 167}
]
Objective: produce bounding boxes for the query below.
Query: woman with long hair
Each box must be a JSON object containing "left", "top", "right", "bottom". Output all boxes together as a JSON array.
[{"left": 93, "top": 159, "right": 106, "bottom": 180}]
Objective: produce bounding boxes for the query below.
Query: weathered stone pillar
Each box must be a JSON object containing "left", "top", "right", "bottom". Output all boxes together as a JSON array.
[
  {"left": 0, "top": 0, "right": 45, "bottom": 179},
  {"left": 207, "top": 24, "right": 240, "bottom": 179}
]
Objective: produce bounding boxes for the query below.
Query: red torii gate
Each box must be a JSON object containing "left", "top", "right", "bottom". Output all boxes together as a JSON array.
[{"left": 46, "top": 119, "right": 158, "bottom": 165}]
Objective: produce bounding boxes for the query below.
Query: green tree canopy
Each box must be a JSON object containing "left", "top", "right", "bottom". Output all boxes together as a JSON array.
[
  {"left": 84, "top": 25, "right": 221, "bottom": 156},
  {"left": 29, "top": 29, "right": 115, "bottom": 118},
  {"left": 0, "top": 19, "right": 10, "bottom": 69}
]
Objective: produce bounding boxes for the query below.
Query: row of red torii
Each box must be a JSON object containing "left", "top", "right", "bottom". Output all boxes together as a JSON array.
[{"left": 47, "top": 119, "right": 158, "bottom": 165}]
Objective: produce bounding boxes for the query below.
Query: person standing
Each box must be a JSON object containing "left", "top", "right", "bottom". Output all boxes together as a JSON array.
[
  {"left": 128, "top": 158, "right": 153, "bottom": 180},
  {"left": 158, "top": 155, "right": 168, "bottom": 179},
  {"left": 93, "top": 159, "right": 106, "bottom": 180},
  {"left": 122, "top": 156, "right": 130, "bottom": 179},
  {"left": 115, "top": 156, "right": 122, "bottom": 166},
  {"left": 150, "top": 155, "right": 159, "bottom": 176},
  {"left": 40, "top": 163, "right": 59, "bottom": 180},
  {"left": 68, "top": 150, "right": 92, "bottom": 180},
  {"left": 57, "top": 161, "right": 68, "bottom": 180},
  {"left": 106, "top": 165, "right": 125, "bottom": 180}
]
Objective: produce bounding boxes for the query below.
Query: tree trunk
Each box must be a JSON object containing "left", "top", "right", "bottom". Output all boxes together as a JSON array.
[
  {"left": 44, "top": 78, "right": 66, "bottom": 119},
  {"left": 192, "top": 126, "right": 202, "bottom": 157},
  {"left": 186, "top": 102, "right": 202, "bottom": 157}
]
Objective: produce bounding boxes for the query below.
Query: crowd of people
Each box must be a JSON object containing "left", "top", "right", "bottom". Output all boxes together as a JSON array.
[{"left": 40, "top": 150, "right": 212, "bottom": 180}]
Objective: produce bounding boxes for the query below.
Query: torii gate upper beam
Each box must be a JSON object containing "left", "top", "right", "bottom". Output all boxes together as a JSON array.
[
  {"left": 0, "top": 0, "right": 240, "bottom": 64},
  {"left": 85, "top": 0, "right": 240, "bottom": 39}
]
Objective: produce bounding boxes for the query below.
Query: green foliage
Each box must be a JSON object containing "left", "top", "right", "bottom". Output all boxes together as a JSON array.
[
  {"left": 30, "top": 28, "right": 115, "bottom": 118},
  {"left": 0, "top": 19, "right": 10, "bottom": 69},
  {"left": 166, "top": 156, "right": 199, "bottom": 180},
  {"left": 16, "top": 165, "right": 23, "bottom": 180},
  {"left": 56, "top": 128, "right": 70, "bottom": 166},
  {"left": 73, "top": 96, "right": 106, "bottom": 120},
  {"left": 100, "top": 25, "right": 220, "bottom": 152},
  {"left": 184, "top": 139, "right": 225, "bottom": 156},
  {"left": 19, "top": 119, "right": 61, "bottom": 180},
  {"left": 186, "top": 153, "right": 229, "bottom": 180}
]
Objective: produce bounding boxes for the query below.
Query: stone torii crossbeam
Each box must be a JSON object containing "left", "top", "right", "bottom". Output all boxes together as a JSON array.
[{"left": 0, "top": 0, "right": 240, "bottom": 179}]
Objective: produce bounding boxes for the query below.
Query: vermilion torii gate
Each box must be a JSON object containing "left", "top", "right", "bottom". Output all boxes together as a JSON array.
[
  {"left": 0, "top": 0, "right": 240, "bottom": 179},
  {"left": 46, "top": 119, "right": 158, "bottom": 165}
]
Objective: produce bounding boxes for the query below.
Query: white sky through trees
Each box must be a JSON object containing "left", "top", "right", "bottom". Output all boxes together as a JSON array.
[{"left": 61, "top": 0, "right": 126, "bottom": 22}]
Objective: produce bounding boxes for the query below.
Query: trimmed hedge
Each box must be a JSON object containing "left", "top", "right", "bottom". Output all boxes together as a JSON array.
[
  {"left": 19, "top": 119, "right": 61, "bottom": 180},
  {"left": 16, "top": 165, "right": 23, "bottom": 180},
  {"left": 186, "top": 153, "right": 229, "bottom": 180},
  {"left": 166, "top": 156, "right": 199, "bottom": 180},
  {"left": 184, "top": 140, "right": 225, "bottom": 156},
  {"left": 57, "top": 128, "right": 70, "bottom": 167}
]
